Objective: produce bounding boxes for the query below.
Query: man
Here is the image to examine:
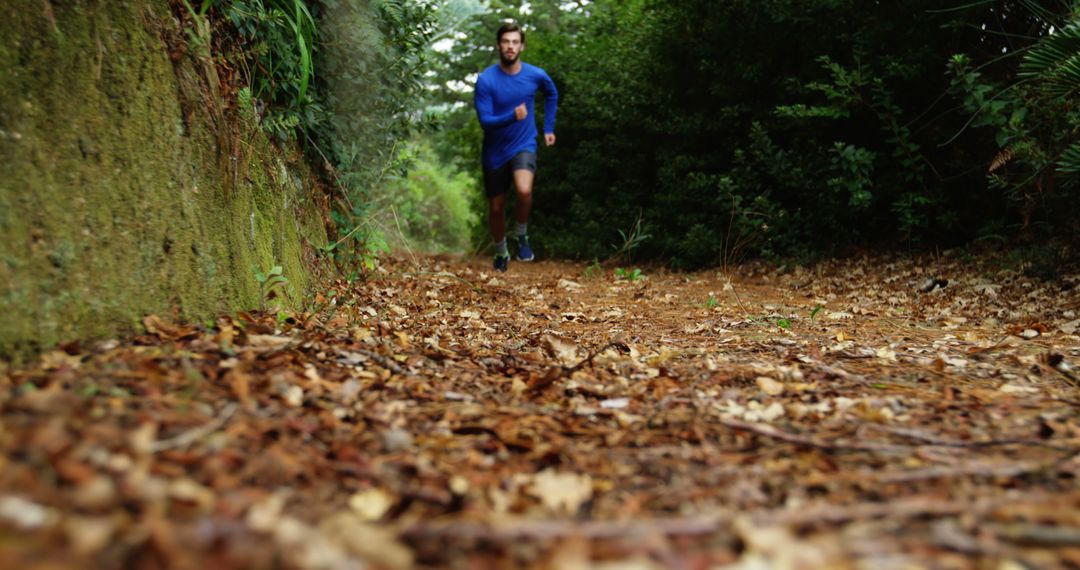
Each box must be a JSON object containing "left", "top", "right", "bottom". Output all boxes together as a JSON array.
[{"left": 473, "top": 22, "right": 558, "bottom": 272}]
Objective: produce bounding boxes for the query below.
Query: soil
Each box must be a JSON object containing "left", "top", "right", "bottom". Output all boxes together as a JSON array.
[{"left": 2, "top": 251, "right": 1079, "bottom": 569}]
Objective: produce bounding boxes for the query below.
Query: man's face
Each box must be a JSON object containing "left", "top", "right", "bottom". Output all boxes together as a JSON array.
[{"left": 498, "top": 31, "right": 524, "bottom": 65}]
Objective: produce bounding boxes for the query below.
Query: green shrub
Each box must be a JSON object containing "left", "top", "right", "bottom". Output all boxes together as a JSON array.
[
  {"left": 314, "top": 0, "right": 438, "bottom": 274},
  {"left": 379, "top": 140, "right": 478, "bottom": 253},
  {"left": 221, "top": 0, "right": 321, "bottom": 141}
]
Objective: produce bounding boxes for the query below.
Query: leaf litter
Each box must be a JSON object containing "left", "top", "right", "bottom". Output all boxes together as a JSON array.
[{"left": 1, "top": 251, "right": 1080, "bottom": 569}]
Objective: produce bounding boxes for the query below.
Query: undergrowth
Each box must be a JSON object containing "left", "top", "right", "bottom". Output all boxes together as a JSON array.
[{"left": 176, "top": 0, "right": 439, "bottom": 278}]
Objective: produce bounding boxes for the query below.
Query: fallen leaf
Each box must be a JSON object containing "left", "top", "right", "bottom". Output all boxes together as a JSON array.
[
  {"left": 999, "top": 382, "right": 1039, "bottom": 394},
  {"left": 348, "top": 489, "right": 394, "bottom": 521},
  {"left": 142, "top": 315, "right": 195, "bottom": 340},
  {"left": 320, "top": 512, "right": 414, "bottom": 569},
  {"left": 528, "top": 470, "right": 593, "bottom": 514},
  {"left": 64, "top": 515, "right": 118, "bottom": 555},
  {"left": 1061, "top": 319, "right": 1080, "bottom": 335},
  {"left": 0, "top": 496, "right": 59, "bottom": 530},
  {"left": 875, "top": 347, "right": 898, "bottom": 361},
  {"left": 283, "top": 385, "right": 304, "bottom": 408},
  {"left": 755, "top": 376, "right": 785, "bottom": 396},
  {"left": 558, "top": 279, "right": 583, "bottom": 291},
  {"left": 542, "top": 334, "right": 582, "bottom": 367}
]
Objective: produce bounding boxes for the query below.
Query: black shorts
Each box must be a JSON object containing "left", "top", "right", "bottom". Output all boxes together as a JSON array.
[{"left": 483, "top": 151, "right": 537, "bottom": 198}]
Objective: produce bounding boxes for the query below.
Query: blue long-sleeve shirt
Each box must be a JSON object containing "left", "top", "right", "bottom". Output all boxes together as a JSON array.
[{"left": 474, "top": 62, "right": 558, "bottom": 170}]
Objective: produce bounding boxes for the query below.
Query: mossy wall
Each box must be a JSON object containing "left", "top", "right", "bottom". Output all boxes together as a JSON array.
[{"left": 0, "top": 0, "right": 330, "bottom": 359}]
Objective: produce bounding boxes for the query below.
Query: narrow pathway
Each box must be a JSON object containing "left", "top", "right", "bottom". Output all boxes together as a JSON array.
[{"left": 2, "top": 253, "right": 1079, "bottom": 569}]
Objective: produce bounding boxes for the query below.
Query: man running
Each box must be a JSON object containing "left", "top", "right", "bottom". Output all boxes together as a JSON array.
[{"left": 473, "top": 22, "right": 558, "bottom": 272}]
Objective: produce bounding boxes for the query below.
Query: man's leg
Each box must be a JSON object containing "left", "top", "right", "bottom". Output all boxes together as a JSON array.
[
  {"left": 483, "top": 159, "right": 513, "bottom": 271},
  {"left": 489, "top": 191, "right": 508, "bottom": 245},
  {"left": 512, "top": 169, "right": 534, "bottom": 226},
  {"left": 512, "top": 168, "right": 535, "bottom": 261},
  {"left": 488, "top": 192, "right": 510, "bottom": 271}
]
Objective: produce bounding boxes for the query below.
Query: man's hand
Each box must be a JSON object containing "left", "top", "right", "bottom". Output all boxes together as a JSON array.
[
  {"left": 544, "top": 133, "right": 556, "bottom": 147},
  {"left": 514, "top": 103, "right": 528, "bottom": 121}
]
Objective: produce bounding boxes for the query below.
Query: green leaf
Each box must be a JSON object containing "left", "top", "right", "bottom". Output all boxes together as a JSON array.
[
  {"left": 1009, "top": 107, "right": 1028, "bottom": 126},
  {"left": 265, "top": 275, "right": 289, "bottom": 288},
  {"left": 1056, "top": 140, "right": 1080, "bottom": 176}
]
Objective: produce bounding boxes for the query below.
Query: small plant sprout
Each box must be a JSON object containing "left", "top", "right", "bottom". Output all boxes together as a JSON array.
[
  {"left": 614, "top": 267, "right": 644, "bottom": 282},
  {"left": 252, "top": 264, "right": 289, "bottom": 312},
  {"left": 583, "top": 258, "right": 602, "bottom": 279},
  {"left": 809, "top": 304, "right": 823, "bottom": 323},
  {"left": 610, "top": 211, "right": 651, "bottom": 266}
]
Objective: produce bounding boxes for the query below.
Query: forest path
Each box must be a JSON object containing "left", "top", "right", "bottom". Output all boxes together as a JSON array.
[{"left": 2, "top": 252, "right": 1080, "bottom": 568}]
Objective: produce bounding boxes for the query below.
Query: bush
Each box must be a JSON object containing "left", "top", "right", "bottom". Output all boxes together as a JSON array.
[
  {"left": 221, "top": 0, "right": 321, "bottom": 141},
  {"left": 312, "top": 0, "right": 438, "bottom": 273},
  {"left": 378, "top": 140, "right": 479, "bottom": 253}
]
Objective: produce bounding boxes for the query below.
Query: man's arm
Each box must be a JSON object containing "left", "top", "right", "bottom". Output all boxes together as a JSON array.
[
  {"left": 539, "top": 69, "right": 558, "bottom": 139},
  {"left": 474, "top": 76, "right": 519, "bottom": 130}
]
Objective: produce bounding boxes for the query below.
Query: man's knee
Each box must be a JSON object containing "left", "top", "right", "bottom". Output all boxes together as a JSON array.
[{"left": 515, "top": 185, "right": 533, "bottom": 199}]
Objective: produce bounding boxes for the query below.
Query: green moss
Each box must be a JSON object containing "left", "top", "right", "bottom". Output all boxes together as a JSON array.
[{"left": 0, "top": 0, "right": 329, "bottom": 360}]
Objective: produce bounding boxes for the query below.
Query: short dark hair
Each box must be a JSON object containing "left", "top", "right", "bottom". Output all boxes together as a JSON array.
[{"left": 496, "top": 23, "right": 525, "bottom": 45}]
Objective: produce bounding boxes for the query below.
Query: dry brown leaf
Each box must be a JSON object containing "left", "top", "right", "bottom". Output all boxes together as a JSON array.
[
  {"left": 543, "top": 334, "right": 583, "bottom": 366},
  {"left": 528, "top": 469, "right": 593, "bottom": 514}
]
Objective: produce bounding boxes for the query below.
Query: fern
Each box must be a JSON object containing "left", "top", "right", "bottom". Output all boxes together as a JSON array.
[
  {"left": 263, "top": 112, "right": 301, "bottom": 141},
  {"left": 224, "top": 0, "right": 320, "bottom": 140},
  {"left": 1019, "top": 22, "right": 1080, "bottom": 97},
  {"left": 1016, "top": 0, "right": 1071, "bottom": 26},
  {"left": 1057, "top": 140, "right": 1080, "bottom": 177},
  {"left": 988, "top": 147, "right": 1015, "bottom": 173}
]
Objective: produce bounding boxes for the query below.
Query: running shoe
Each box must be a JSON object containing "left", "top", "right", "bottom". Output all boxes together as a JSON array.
[
  {"left": 493, "top": 254, "right": 509, "bottom": 272},
  {"left": 516, "top": 235, "right": 535, "bottom": 262}
]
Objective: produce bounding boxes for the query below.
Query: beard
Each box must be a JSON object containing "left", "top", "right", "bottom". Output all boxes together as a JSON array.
[{"left": 499, "top": 51, "right": 520, "bottom": 66}]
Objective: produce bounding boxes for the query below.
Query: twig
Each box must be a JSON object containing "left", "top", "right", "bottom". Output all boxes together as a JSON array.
[
  {"left": 402, "top": 514, "right": 731, "bottom": 543},
  {"left": 861, "top": 424, "right": 1076, "bottom": 452},
  {"left": 759, "top": 495, "right": 1008, "bottom": 527},
  {"left": 389, "top": 204, "right": 419, "bottom": 268},
  {"left": 327, "top": 219, "right": 369, "bottom": 250},
  {"left": 344, "top": 347, "right": 404, "bottom": 375},
  {"left": 1050, "top": 366, "right": 1080, "bottom": 387},
  {"left": 966, "top": 334, "right": 1014, "bottom": 356},
  {"left": 875, "top": 450, "right": 1080, "bottom": 483},
  {"left": 877, "top": 316, "right": 915, "bottom": 332},
  {"left": 1042, "top": 353, "right": 1080, "bottom": 388},
  {"left": 928, "top": 519, "right": 1004, "bottom": 556},
  {"left": 717, "top": 418, "right": 909, "bottom": 454},
  {"left": 990, "top": 523, "right": 1080, "bottom": 547},
  {"left": 814, "top": 362, "right": 869, "bottom": 384},
  {"left": 720, "top": 418, "right": 1080, "bottom": 464},
  {"left": 527, "top": 342, "right": 625, "bottom": 394},
  {"left": 151, "top": 403, "right": 238, "bottom": 453},
  {"left": 875, "top": 461, "right": 1044, "bottom": 483},
  {"left": 402, "top": 496, "right": 1061, "bottom": 542},
  {"left": 725, "top": 280, "right": 754, "bottom": 317},
  {"left": 303, "top": 132, "right": 353, "bottom": 212}
]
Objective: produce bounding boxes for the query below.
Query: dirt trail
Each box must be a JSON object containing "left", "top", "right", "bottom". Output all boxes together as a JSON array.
[{"left": 2, "top": 253, "right": 1080, "bottom": 569}]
